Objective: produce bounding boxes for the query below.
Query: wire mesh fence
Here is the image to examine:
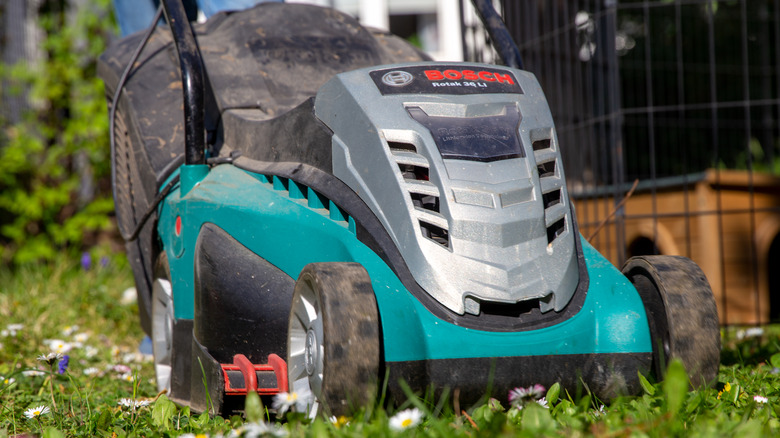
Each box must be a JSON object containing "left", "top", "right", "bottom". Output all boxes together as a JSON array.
[{"left": 461, "top": 0, "right": 780, "bottom": 325}]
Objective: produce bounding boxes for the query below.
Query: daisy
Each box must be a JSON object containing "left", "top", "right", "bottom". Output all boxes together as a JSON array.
[
  {"left": 2, "top": 323, "right": 24, "bottom": 337},
  {"left": 228, "top": 421, "right": 285, "bottom": 438},
  {"left": 754, "top": 395, "right": 769, "bottom": 404},
  {"left": 389, "top": 407, "right": 424, "bottom": 431},
  {"left": 1, "top": 376, "right": 15, "bottom": 386},
  {"left": 112, "top": 364, "right": 132, "bottom": 374},
  {"left": 47, "top": 339, "right": 72, "bottom": 354},
  {"left": 82, "top": 367, "right": 99, "bottom": 376},
  {"left": 24, "top": 405, "right": 50, "bottom": 419},
  {"left": 62, "top": 325, "right": 79, "bottom": 337},
  {"left": 22, "top": 370, "right": 46, "bottom": 377},
  {"left": 508, "top": 384, "right": 546, "bottom": 405},
  {"left": 37, "top": 352, "right": 63, "bottom": 364},
  {"left": 272, "top": 388, "right": 313, "bottom": 415},
  {"left": 118, "top": 398, "right": 151, "bottom": 408},
  {"left": 84, "top": 345, "right": 99, "bottom": 358},
  {"left": 121, "top": 287, "right": 137, "bottom": 305}
]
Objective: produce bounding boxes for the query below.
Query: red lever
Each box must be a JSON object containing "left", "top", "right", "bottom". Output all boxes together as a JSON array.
[
  {"left": 233, "top": 354, "right": 257, "bottom": 393},
  {"left": 267, "top": 354, "right": 288, "bottom": 392}
]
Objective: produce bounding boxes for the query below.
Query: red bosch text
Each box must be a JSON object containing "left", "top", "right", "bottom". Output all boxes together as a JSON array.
[{"left": 424, "top": 69, "right": 515, "bottom": 84}]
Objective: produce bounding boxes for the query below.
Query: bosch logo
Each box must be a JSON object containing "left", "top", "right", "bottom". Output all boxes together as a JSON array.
[
  {"left": 424, "top": 69, "right": 516, "bottom": 84},
  {"left": 381, "top": 70, "right": 414, "bottom": 87}
]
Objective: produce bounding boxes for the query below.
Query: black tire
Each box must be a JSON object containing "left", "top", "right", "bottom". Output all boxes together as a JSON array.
[
  {"left": 622, "top": 255, "right": 720, "bottom": 387},
  {"left": 151, "top": 252, "right": 174, "bottom": 394},
  {"left": 287, "top": 263, "right": 380, "bottom": 417}
]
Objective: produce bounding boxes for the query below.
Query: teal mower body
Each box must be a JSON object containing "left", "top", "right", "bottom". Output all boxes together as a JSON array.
[{"left": 99, "top": 0, "right": 720, "bottom": 416}]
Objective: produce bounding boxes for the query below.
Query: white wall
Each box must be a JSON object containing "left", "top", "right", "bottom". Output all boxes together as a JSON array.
[{"left": 286, "top": 0, "right": 463, "bottom": 61}]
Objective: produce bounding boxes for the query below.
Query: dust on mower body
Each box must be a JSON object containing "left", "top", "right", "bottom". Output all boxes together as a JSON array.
[{"left": 99, "top": 1, "right": 720, "bottom": 417}]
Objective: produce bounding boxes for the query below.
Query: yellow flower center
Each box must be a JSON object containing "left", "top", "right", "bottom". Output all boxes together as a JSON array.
[
  {"left": 33, "top": 410, "right": 41, "bottom": 416},
  {"left": 402, "top": 418, "right": 413, "bottom": 428}
]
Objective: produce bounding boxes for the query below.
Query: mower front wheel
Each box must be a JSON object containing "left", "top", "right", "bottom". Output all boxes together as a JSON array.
[
  {"left": 622, "top": 255, "right": 720, "bottom": 387},
  {"left": 286, "top": 263, "right": 380, "bottom": 417}
]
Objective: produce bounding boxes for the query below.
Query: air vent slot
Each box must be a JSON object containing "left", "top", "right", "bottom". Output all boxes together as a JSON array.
[
  {"left": 532, "top": 138, "right": 551, "bottom": 151},
  {"left": 537, "top": 160, "right": 556, "bottom": 178},
  {"left": 542, "top": 189, "right": 561, "bottom": 209},
  {"left": 480, "top": 298, "right": 542, "bottom": 318},
  {"left": 547, "top": 217, "right": 566, "bottom": 244},
  {"left": 398, "top": 163, "right": 429, "bottom": 181},
  {"left": 411, "top": 193, "right": 440, "bottom": 213},
  {"left": 388, "top": 141, "right": 417, "bottom": 153},
  {"left": 420, "top": 220, "right": 449, "bottom": 248}
]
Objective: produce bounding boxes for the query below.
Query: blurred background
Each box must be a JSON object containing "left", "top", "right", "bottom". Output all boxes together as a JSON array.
[{"left": 2, "top": 0, "right": 780, "bottom": 325}]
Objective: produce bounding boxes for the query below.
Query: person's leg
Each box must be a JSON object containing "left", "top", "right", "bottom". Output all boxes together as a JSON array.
[
  {"left": 196, "top": 0, "right": 282, "bottom": 18},
  {"left": 113, "top": 0, "right": 160, "bottom": 37}
]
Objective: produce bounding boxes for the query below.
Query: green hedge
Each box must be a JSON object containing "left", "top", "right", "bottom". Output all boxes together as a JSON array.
[{"left": 0, "top": 0, "right": 116, "bottom": 264}]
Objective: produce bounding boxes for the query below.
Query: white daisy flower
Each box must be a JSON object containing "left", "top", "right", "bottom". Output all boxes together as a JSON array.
[
  {"left": 228, "top": 421, "right": 285, "bottom": 438},
  {"left": 73, "top": 332, "right": 89, "bottom": 344},
  {"left": 84, "top": 346, "right": 99, "bottom": 358},
  {"left": 508, "top": 384, "right": 546, "bottom": 406},
  {"left": 3, "top": 323, "right": 24, "bottom": 337},
  {"left": 22, "top": 370, "right": 46, "bottom": 377},
  {"left": 754, "top": 395, "right": 769, "bottom": 404},
  {"left": 24, "top": 405, "right": 50, "bottom": 418},
  {"left": 83, "top": 367, "right": 99, "bottom": 376},
  {"left": 62, "top": 325, "right": 79, "bottom": 337},
  {"left": 389, "top": 407, "right": 424, "bottom": 431},
  {"left": 271, "top": 388, "right": 313, "bottom": 415},
  {"left": 120, "top": 287, "right": 137, "bottom": 305},
  {"left": 118, "top": 398, "right": 151, "bottom": 408},
  {"left": 112, "top": 364, "right": 132, "bottom": 374},
  {"left": 47, "top": 339, "right": 72, "bottom": 354},
  {"left": 37, "top": 352, "right": 63, "bottom": 363},
  {"left": 1, "top": 376, "right": 15, "bottom": 386}
]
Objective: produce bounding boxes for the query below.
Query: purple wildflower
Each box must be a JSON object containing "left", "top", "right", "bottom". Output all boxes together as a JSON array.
[
  {"left": 81, "top": 253, "right": 91, "bottom": 270},
  {"left": 58, "top": 355, "right": 69, "bottom": 374},
  {"left": 100, "top": 256, "right": 109, "bottom": 268}
]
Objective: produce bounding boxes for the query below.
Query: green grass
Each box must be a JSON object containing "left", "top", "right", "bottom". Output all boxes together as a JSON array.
[{"left": 1, "top": 252, "right": 780, "bottom": 437}]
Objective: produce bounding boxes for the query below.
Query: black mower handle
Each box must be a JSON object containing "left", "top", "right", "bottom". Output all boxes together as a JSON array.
[
  {"left": 162, "top": 0, "right": 206, "bottom": 166},
  {"left": 469, "top": 0, "right": 523, "bottom": 70}
]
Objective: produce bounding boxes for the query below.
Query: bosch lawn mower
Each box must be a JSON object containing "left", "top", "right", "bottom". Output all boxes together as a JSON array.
[{"left": 98, "top": 0, "right": 721, "bottom": 416}]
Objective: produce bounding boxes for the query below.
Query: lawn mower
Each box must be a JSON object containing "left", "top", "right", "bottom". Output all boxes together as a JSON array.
[{"left": 98, "top": 0, "right": 721, "bottom": 416}]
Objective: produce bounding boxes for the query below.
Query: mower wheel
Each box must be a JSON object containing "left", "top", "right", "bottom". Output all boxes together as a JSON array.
[
  {"left": 151, "top": 252, "right": 175, "bottom": 394},
  {"left": 287, "top": 263, "right": 380, "bottom": 417},
  {"left": 622, "top": 255, "right": 720, "bottom": 387}
]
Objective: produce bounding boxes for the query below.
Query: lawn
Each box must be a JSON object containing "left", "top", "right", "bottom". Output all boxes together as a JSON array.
[{"left": 1, "top": 252, "right": 779, "bottom": 437}]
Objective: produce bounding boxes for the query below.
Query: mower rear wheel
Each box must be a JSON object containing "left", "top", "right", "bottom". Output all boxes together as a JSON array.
[
  {"left": 151, "top": 253, "right": 175, "bottom": 394},
  {"left": 622, "top": 255, "right": 720, "bottom": 387},
  {"left": 287, "top": 263, "right": 380, "bottom": 417}
]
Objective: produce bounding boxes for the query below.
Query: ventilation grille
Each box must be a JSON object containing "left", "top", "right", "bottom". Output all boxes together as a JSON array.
[
  {"left": 256, "top": 174, "right": 356, "bottom": 233},
  {"left": 389, "top": 141, "right": 450, "bottom": 249},
  {"left": 533, "top": 135, "right": 567, "bottom": 244}
]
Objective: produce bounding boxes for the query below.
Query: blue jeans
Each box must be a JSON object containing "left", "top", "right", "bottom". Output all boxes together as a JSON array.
[{"left": 113, "top": 0, "right": 283, "bottom": 37}]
